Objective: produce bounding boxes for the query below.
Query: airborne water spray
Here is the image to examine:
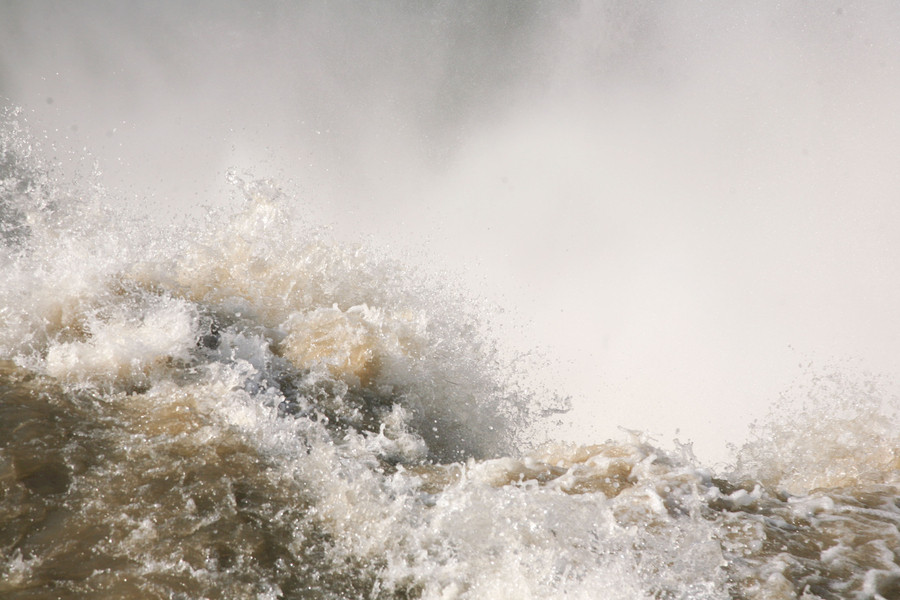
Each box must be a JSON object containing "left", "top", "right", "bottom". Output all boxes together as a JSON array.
[
  {"left": 3, "top": 4, "right": 900, "bottom": 598},
  {"left": 4, "top": 1, "right": 900, "bottom": 463}
]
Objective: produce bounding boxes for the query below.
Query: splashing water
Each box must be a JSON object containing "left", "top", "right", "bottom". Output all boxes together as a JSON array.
[{"left": 2, "top": 110, "right": 900, "bottom": 600}]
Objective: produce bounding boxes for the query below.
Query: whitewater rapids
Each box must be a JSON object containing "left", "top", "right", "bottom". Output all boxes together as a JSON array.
[{"left": 2, "top": 111, "right": 900, "bottom": 600}]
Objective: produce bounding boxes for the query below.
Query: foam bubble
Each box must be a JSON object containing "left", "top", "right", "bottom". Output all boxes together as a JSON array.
[
  {"left": 45, "top": 294, "right": 199, "bottom": 386},
  {"left": 733, "top": 367, "right": 900, "bottom": 493}
]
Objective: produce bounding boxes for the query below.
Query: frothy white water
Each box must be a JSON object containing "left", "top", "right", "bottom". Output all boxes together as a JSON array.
[
  {"left": 3, "top": 2, "right": 900, "bottom": 462},
  {"left": 3, "top": 113, "right": 900, "bottom": 599},
  {"left": 1, "top": 118, "right": 537, "bottom": 463}
]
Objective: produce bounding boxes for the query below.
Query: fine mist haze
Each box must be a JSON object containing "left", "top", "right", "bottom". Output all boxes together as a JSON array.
[{"left": 3, "top": 1, "right": 900, "bottom": 463}]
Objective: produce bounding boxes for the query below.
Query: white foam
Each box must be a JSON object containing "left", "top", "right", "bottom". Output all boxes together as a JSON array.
[{"left": 45, "top": 296, "right": 198, "bottom": 385}]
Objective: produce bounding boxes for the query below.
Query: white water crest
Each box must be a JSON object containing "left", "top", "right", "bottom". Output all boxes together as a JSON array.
[
  {"left": 2, "top": 2, "right": 900, "bottom": 598},
  {"left": 3, "top": 113, "right": 900, "bottom": 599},
  {"left": 4, "top": 1, "right": 900, "bottom": 462},
  {"left": 0, "top": 0, "right": 900, "bottom": 460}
]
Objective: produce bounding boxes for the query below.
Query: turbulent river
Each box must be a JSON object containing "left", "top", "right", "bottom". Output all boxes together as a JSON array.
[{"left": 2, "top": 111, "right": 900, "bottom": 600}]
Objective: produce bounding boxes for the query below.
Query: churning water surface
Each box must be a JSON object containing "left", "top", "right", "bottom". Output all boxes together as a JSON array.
[{"left": 3, "top": 2, "right": 900, "bottom": 598}]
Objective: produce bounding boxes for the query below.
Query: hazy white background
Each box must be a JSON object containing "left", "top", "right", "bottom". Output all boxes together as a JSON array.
[{"left": 3, "top": 1, "right": 899, "bottom": 463}]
